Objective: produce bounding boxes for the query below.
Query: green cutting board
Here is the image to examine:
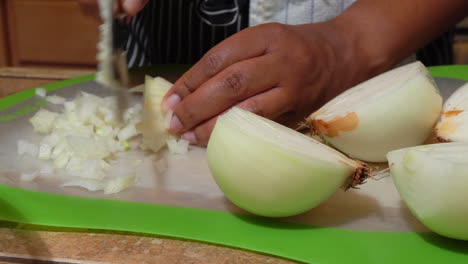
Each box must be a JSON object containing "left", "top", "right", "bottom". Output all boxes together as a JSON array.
[{"left": 0, "top": 65, "right": 467, "bottom": 264}]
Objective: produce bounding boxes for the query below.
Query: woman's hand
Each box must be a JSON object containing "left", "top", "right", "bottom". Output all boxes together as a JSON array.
[
  {"left": 162, "top": 0, "right": 468, "bottom": 147},
  {"left": 162, "top": 22, "right": 361, "bottom": 147},
  {"left": 76, "top": 0, "right": 149, "bottom": 17}
]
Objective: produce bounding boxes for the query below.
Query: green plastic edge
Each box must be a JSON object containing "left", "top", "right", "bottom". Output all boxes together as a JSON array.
[
  {"left": 1, "top": 65, "right": 468, "bottom": 264},
  {"left": 0, "top": 75, "right": 95, "bottom": 111}
]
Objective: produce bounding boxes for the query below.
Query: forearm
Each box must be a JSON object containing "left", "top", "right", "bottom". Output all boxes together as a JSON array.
[{"left": 328, "top": 0, "right": 468, "bottom": 88}]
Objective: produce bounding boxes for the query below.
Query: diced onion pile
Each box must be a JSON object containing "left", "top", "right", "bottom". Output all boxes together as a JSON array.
[{"left": 17, "top": 81, "right": 188, "bottom": 194}]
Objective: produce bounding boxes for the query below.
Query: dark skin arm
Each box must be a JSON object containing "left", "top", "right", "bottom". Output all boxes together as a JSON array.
[{"left": 163, "top": 0, "right": 468, "bottom": 146}]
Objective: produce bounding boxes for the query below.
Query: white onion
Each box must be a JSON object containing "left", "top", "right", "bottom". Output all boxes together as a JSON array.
[
  {"left": 166, "top": 138, "right": 189, "bottom": 155},
  {"left": 308, "top": 61, "right": 442, "bottom": 162},
  {"left": 95, "top": 0, "right": 117, "bottom": 88},
  {"left": 29, "top": 109, "right": 59, "bottom": 134},
  {"left": 61, "top": 179, "right": 105, "bottom": 192},
  {"left": 435, "top": 82, "right": 468, "bottom": 143},
  {"left": 138, "top": 76, "right": 173, "bottom": 152},
  {"left": 24, "top": 75, "right": 188, "bottom": 194},
  {"left": 23, "top": 91, "right": 144, "bottom": 192},
  {"left": 387, "top": 143, "right": 468, "bottom": 240},
  {"left": 38, "top": 143, "right": 53, "bottom": 160},
  {"left": 46, "top": 95, "right": 66, "bottom": 105},
  {"left": 35, "top": 87, "right": 47, "bottom": 98},
  {"left": 207, "top": 107, "right": 370, "bottom": 217},
  {"left": 104, "top": 174, "right": 136, "bottom": 194}
]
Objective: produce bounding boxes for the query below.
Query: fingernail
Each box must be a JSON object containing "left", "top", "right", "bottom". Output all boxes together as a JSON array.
[
  {"left": 170, "top": 114, "right": 183, "bottom": 132},
  {"left": 182, "top": 131, "right": 198, "bottom": 145},
  {"left": 162, "top": 94, "right": 181, "bottom": 112}
]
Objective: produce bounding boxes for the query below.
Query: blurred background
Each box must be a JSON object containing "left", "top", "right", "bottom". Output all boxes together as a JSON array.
[{"left": 0, "top": 0, "right": 467, "bottom": 98}]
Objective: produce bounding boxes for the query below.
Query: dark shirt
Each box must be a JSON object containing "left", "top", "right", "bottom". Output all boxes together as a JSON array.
[
  {"left": 121, "top": 0, "right": 453, "bottom": 68},
  {"left": 123, "top": 0, "right": 249, "bottom": 67}
]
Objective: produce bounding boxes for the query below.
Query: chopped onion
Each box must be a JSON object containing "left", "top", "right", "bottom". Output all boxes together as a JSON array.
[
  {"left": 117, "top": 124, "right": 138, "bottom": 141},
  {"left": 307, "top": 61, "right": 442, "bottom": 162},
  {"left": 30, "top": 109, "right": 59, "bottom": 134},
  {"left": 388, "top": 143, "right": 468, "bottom": 240},
  {"left": 38, "top": 143, "right": 53, "bottom": 160},
  {"left": 46, "top": 95, "right": 66, "bottom": 105},
  {"left": 24, "top": 75, "right": 188, "bottom": 194},
  {"left": 61, "top": 179, "right": 105, "bottom": 192},
  {"left": 22, "top": 89, "right": 146, "bottom": 193},
  {"left": 138, "top": 76, "right": 173, "bottom": 152},
  {"left": 35, "top": 87, "right": 47, "bottom": 98},
  {"left": 166, "top": 138, "right": 189, "bottom": 155},
  {"left": 128, "top": 84, "right": 145, "bottom": 93},
  {"left": 104, "top": 174, "right": 136, "bottom": 194},
  {"left": 207, "top": 107, "right": 370, "bottom": 217},
  {"left": 435, "top": 82, "right": 468, "bottom": 143}
]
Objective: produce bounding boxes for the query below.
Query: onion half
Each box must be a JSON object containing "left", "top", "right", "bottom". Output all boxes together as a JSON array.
[
  {"left": 207, "top": 107, "right": 370, "bottom": 217},
  {"left": 435, "top": 83, "right": 468, "bottom": 143},
  {"left": 307, "top": 61, "right": 442, "bottom": 162},
  {"left": 387, "top": 143, "right": 468, "bottom": 240}
]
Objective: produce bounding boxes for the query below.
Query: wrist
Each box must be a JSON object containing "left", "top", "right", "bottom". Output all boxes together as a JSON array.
[{"left": 324, "top": 16, "right": 395, "bottom": 92}]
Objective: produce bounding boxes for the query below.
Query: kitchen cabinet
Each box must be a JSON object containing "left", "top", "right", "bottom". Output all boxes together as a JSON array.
[
  {"left": 0, "top": 1, "right": 8, "bottom": 66},
  {"left": 3, "top": 0, "right": 100, "bottom": 69}
]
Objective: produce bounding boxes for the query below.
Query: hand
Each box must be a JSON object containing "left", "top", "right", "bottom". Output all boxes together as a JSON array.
[
  {"left": 162, "top": 22, "right": 365, "bottom": 147},
  {"left": 76, "top": 0, "right": 149, "bottom": 17}
]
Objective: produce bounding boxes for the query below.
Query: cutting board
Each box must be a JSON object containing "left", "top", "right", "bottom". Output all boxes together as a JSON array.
[{"left": 1, "top": 65, "right": 468, "bottom": 264}]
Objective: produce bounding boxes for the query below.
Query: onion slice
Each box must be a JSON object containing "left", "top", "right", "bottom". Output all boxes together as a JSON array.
[
  {"left": 387, "top": 143, "right": 468, "bottom": 240},
  {"left": 138, "top": 76, "right": 173, "bottom": 152},
  {"left": 307, "top": 61, "right": 442, "bottom": 162},
  {"left": 435, "top": 82, "right": 468, "bottom": 143},
  {"left": 207, "top": 107, "right": 370, "bottom": 217}
]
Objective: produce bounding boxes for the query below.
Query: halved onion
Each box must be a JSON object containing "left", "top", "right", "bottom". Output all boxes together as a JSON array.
[
  {"left": 388, "top": 143, "right": 468, "bottom": 240},
  {"left": 207, "top": 107, "right": 370, "bottom": 217},
  {"left": 435, "top": 82, "right": 468, "bottom": 143},
  {"left": 308, "top": 61, "right": 442, "bottom": 162}
]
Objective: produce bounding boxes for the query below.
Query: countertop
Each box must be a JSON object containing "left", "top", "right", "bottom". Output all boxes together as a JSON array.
[{"left": 0, "top": 67, "right": 296, "bottom": 264}]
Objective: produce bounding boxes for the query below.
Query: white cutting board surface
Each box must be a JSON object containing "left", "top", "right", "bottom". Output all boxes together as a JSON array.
[{"left": 0, "top": 77, "right": 464, "bottom": 232}]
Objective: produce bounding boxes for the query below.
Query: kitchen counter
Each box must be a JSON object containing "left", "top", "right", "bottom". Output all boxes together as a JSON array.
[{"left": 0, "top": 67, "right": 296, "bottom": 264}]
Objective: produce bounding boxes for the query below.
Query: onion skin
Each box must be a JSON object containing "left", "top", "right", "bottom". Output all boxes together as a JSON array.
[
  {"left": 207, "top": 108, "right": 369, "bottom": 217},
  {"left": 311, "top": 112, "right": 359, "bottom": 137},
  {"left": 308, "top": 62, "right": 442, "bottom": 162},
  {"left": 388, "top": 144, "right": 468, "bottom": 240},
  {"left": 435, "top": 83, "right": 468, "bottom": 143}
]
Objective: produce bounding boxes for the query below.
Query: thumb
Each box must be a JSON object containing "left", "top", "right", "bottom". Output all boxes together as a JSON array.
[{"left": 122, "top": 0, "right": 149, "bottom": 16}]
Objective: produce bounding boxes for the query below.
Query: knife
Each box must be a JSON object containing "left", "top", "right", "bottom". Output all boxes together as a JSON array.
[{"left": 96, "top": 0, "right": 129, "bottom": 122}]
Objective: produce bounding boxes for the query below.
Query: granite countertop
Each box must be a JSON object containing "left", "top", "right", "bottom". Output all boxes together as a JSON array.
[{"left": 0, "top": 67, "right": 297, "bottom": 264}]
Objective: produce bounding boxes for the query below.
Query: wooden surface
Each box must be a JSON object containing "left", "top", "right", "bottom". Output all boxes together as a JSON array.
[
  {"left": 0, "top": 0, "right": 8, "bottom": 67},
  {"left": 6, "top": 0, "right": 100, "bottom": 68},
  {"left": 0, "top": 67, "right": 297, "bottom": 264},
  {"left": 0, "top": 67, "right": 93, "bottom": 97},
  {"left": 0, "top": 228, "right": 296, "bottom": 264}
]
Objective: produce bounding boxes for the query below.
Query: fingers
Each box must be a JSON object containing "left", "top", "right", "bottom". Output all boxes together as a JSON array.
[
  {"left": 122, "top": 0, "right": 149, "bottom": 16},
  {"left": 162, "top": 26, "right": 271, "bottom": 110},
  {"left": 184, "top": 87, "right": 294, "bottom": 146},
  {"left": 168, "top": 54, "right": 281, "bottom": 135}
]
